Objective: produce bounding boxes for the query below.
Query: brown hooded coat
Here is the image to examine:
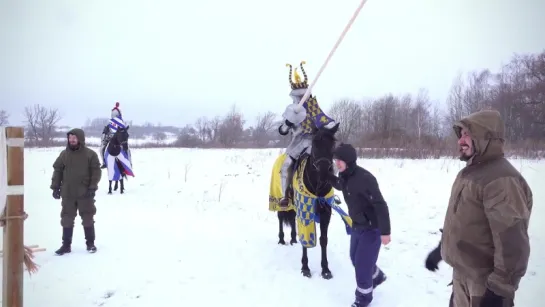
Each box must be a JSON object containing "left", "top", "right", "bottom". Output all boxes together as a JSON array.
[
  {"left": 440, "top": 110, "right": 533, "bottom": 300},
  {"left": 50, "top": 128, "right": 102, "bottom": 199}
]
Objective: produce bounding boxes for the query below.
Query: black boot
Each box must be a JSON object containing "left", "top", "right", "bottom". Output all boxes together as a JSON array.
[
  {"left": 84, "top": 225, "right": 97, "bottom": 253},
  {"left": 100, "top": 164, "right": 107, "bottom": 169},
  {"left": 55, "top": 227, "right": 73, "bottom": 255}
]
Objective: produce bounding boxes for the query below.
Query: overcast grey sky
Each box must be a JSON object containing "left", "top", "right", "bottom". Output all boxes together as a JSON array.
[{"left": 1, "top": 0, "right": 544, "bottom": 127}]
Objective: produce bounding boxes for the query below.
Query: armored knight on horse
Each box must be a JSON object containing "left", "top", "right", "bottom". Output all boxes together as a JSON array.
[
  {"left": 98, "top": 102, "right": 134, "bottom": 193},
  {"left": 269, "top": 61, "right": 352, "bottom": 279},
  {"left": 100, "top": 102, "right": 124, "bottom": 169},
  {"left": 278, "top": 61, "right": 337, "bottom": 207}
]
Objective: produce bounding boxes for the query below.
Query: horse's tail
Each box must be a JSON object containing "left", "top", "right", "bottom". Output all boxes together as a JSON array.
[
  {"left": 278, "top": 209, "right": 296, "bottom": 227},
  {"left": 115, "top": 158, "right": 128, "bottom": 180}
]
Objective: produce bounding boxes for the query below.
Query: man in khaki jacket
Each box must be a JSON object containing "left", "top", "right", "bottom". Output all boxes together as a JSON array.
[{"left": 425, "top": 110, "right": 533, "bottom": 307}]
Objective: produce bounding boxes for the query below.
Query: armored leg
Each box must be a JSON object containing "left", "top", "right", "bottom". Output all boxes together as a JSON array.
[
  {"left": 280, "top": 157, "right": 296, "bottom": 207},
  {"left": 280, "top": 156, "right": 292, "bottom": 196},
  {"left": 100, "top": 144, "right": 107, "bottom": 168}
]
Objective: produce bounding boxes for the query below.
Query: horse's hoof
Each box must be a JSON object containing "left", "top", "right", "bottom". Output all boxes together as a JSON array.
[
  {"left": 301, "top": 269, "right": 312, "bottom": 278},
  {"left": 107, "top": 191, "right": 112, "bottom": 195},
  {"left": 290, "top": 239, "right": 298, "bottom": 245},
  {"left": 321, "top": 271, "right": 333, "bottom": 280},
  {"left": 278, "top": 239, "right": 286, "bottom": 245}
]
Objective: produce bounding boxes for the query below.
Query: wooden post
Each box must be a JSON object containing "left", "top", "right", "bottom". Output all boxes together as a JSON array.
[{"left": 2, "top": 127, "right": 25, "bottom": 307}]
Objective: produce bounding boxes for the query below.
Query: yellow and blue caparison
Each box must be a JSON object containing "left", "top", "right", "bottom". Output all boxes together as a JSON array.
[
  {"left": 293, "top": 158, "right": 353, "bottom": 248},
  {"left": 268, "top": 153, "right": 296, "bottom": 212}
]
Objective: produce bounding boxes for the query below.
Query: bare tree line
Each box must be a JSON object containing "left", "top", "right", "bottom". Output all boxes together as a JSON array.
[
  {"left": 3, "top": 49, "right": 544, "bottom": 158},
  {"left": 23, "top": 104, "right": 63, "bottom": 146},
  {"left": 0, "top": 110, "right": 9, "bottom": 126},
  {"left": 174, "top": 50, "right": 545, "bottom": 158}
]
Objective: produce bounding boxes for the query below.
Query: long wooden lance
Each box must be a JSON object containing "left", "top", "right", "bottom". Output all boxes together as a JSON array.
[{"left": 298, "top": 0, "right": 370, "bottom": 106}]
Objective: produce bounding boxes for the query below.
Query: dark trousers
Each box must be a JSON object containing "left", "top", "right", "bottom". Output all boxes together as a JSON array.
[
  {"left": 60, "top": 198, "right": 97, "bottom": 228},
  {"left": 350, "top": 227, "right": 382, "bottom": 305}
]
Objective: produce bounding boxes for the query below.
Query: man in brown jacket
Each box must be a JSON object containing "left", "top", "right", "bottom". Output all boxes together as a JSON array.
[
  {"left": 50, "top": 128, "right": 102, "bottom": 255},
  {"left": 424, "top": 110, "right": 533, "bottom": 307}
]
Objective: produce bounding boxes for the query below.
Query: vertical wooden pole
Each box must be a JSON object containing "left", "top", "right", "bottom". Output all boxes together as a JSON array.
[{"left": 2, "top": 127, "right": 25, "bottom": 307}]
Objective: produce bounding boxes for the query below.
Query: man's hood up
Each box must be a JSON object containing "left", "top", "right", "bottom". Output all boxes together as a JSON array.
[
  {"left": 453, "top": 109, "right": 505, "bottom": 163},
  {"left": 66, "top": 128, "right": 86, "bottom": 148}
]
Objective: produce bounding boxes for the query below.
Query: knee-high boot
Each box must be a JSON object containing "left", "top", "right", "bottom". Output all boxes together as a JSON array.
[{"left": 84, "top": 225, "right": 97, "bottom": 253}]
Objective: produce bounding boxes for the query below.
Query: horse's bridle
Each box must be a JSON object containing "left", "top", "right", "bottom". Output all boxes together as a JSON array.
[
  {"left": 304, "top": 149, "right": 334, "bottom": 195},
  {"left": 311, "top": 139, "right": 339, "bottom": 170},
  {"left": 312, "top": 156, "right": 332, "bottom": 170}
]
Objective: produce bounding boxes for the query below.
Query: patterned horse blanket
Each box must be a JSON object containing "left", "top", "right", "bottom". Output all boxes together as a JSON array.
[
  {"left": 293, "top": 157, "right": 353, "bottom": 248},
  {"left": 268, "top": 153, "right": 296, "bottom": 212},
  {"left": 104, "top": 146, "right": 134, "bottom": 181}
]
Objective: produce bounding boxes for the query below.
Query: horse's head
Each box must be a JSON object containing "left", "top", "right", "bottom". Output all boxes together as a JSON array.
[
  {"left": 113, "top": 125, "right": 130, "bottom": 146},
  {"left": 311, "top": 122, "right": 340, "bottom": 177}
]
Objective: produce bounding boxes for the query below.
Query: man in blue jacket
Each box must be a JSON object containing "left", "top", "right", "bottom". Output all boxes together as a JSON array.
[{"left": 328, "top": 143, "right": 391, "bottom": 307}]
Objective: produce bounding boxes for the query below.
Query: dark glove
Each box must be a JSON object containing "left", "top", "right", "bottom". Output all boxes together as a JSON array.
[
  {"left": 84, "top": 189, "right": 96, "bottom": 198},
  {"left": 480, "top": 289, "right": 509, "bottom": 307},
  {"left": 52, "top": 188, "right": 61, "bottom": 200},
  {"left": 285, "top": 119, "right": 294, "bottom": 127},
  {"left": 425, "top": 241, "right": 442, "bottom": 272}
]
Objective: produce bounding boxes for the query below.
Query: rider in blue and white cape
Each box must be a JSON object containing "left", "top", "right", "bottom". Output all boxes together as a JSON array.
[{"left": 103, "top": 115, "right": 134, "bottom": 180}]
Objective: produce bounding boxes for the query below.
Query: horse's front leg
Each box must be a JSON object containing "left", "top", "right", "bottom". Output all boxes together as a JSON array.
[
  {"left": 301, "top": 246, "right": 311, "bottom": 277},
  {"left": 319, "top": 206, "right": 333, "bottom": 279},
  {"left": 120, "top": 179, "right": 124, "bottom": 194},
  {"left": 108, "top": 180, "right": 113, "bottom": 194},
  {"left": 277, "top": 212, "right": 286, "bottom": 245},
  {"left": 289, "top": 210, "right": 297, "bottom": 245},
  {"left": 114, "top": 180, "right": 118, "bottom": 191}
]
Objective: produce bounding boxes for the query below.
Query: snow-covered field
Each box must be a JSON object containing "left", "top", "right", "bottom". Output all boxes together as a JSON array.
[{"left": 1, "top": 148, "right": 543, "bottom": 306}]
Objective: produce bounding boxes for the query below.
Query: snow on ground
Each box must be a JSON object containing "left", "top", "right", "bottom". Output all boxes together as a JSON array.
[{"left": 1, "top": 148, "right": 543, "bottom": 306}]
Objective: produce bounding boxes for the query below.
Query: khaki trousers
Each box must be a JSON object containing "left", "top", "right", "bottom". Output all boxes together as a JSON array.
[{"left": 450, "top": 270, "right": 513, "bottom": 307}]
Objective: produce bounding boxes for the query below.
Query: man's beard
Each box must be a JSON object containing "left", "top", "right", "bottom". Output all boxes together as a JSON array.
[
  {"left": 459, "top": 151, "right": 472, "bottom": 161},
  {"left": 458, "top": 144, "right": 473, "bottom": 161},
  {"left": 69, "top": 143, "right": 79, "bottom": 150}
]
